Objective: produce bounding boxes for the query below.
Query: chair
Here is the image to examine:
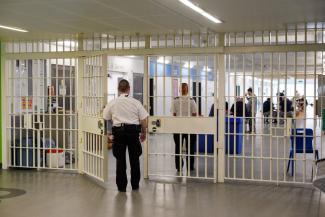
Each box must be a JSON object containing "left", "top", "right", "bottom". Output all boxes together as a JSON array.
[{"left": 287, "top": 128, "right": 319, "bottom": 176}]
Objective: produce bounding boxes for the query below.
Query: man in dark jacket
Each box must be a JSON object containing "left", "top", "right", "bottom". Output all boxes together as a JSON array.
[
  {"left": 230, "top": 97, "right": 245, "bottom": 117},
  {"left": 263, "top": 98, "right": 275, "bottom": 123}
]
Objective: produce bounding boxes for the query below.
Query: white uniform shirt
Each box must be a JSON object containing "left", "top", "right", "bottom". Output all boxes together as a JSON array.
[
  {"left": 103, "top": 94, "right": 148, "bottom": 126},
  {"left": 171, "top": 96, "right": 197, "bottom": 117},
  {"left": 247, "top": 94, "right": 257, "bottom": 114}
]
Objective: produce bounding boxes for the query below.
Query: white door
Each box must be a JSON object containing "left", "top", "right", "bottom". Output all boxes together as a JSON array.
[
  {"left": 146, "top": 55, "right": 220, "bottom": 182},
  {"left": 79, "top": 55, "right": 108, "bottom": 184}
]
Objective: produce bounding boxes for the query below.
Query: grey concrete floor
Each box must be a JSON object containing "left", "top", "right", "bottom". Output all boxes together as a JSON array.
[{"left": 0, "top": 169, "right": 325, "bottom": 217}]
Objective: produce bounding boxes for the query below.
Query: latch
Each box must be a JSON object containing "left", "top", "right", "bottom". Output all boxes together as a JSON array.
[{"left": 98, "top": 120, "right": 104, "bottom": 135}]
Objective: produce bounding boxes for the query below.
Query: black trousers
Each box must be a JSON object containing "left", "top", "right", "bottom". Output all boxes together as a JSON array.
[
  {"left": 248, "top": 112, "right": 256, "bottom": 132},
  {"left": 112, "top": 130, "right": 142, "bottom": 191},
  {"left": 173, "top": 134, "right": 196, "bottom": 170}
]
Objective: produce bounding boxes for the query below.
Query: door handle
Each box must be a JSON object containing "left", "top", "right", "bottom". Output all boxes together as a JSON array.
[
  {"left": 98, "top": 120, "right": 104, "bottom": 129},
  {"left": 98, "top": 120, "right": 105, "bottom": 135}
]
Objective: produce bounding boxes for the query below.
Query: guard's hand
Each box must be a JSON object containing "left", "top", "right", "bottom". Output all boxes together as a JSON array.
[{"left": 140, "top": 132, "right": 146, "bottom": 142}]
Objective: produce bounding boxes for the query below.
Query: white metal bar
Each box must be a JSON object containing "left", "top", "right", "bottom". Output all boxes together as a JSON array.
[
  {"left": 270, "top": 53, "right": 274, "bottom": 181},
  {"left": 143, "top": 55, "right": 149, "bottom": 179},
  {"left": 261, "top": 53, "right": 264, "bottom": 180},
  {"left": 217, "top": 41, "right": 226, "bottom": 181},
  {"left": 303, "top": 51, "right": 307, "bottom": 183},
  {"left": 251, "top": 53, "right": 255, "bottom": 180}
]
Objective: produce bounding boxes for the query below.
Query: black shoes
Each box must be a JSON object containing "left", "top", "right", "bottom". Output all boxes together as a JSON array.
[
  {"left": 118, "top": 185, "right": 139, "bottom": 192},
  {"left": 118, "top": 188, "right": 126, "bottom": 192}
]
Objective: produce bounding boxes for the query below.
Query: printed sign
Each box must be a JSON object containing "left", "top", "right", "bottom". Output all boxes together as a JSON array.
[{"left": 21, "top": 97, "right": 32, "bottom": 109}]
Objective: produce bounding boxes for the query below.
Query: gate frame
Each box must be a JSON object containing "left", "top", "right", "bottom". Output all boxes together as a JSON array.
[{"left": 1, "top": 33, "right": 325, "bottom": 184}]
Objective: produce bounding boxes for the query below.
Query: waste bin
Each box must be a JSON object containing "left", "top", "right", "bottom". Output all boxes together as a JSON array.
[
  {"left": 12, "top": 137, "right": 35, "bottom": 167},
  {"left": 46, "top": 149, "right": 65, "bottom": 168},
  {"left": 198, "top": 134, "right": 214, "bottom": 153},
  {"left": 225, "top": 117, "right": 243, "bottom": 155}
]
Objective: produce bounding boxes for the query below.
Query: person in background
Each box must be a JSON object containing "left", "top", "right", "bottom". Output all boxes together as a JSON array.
[
  {"left": 208, "top": 101, "right": 229, "bottom": 117},
  {"left": 230, "top": 97, "right": 245, "bottom": 117},
  {"left": 279, "top": 92, "right": 293, "bottom": 123},
  {"left": 171, "top": 83, "right": 197, "bottom": 172},
  {"left": 246, "top": 87, "right": 257, "bottom": 133},
  {"left": 263, "top": 98, "right": 275, "bottom": 124}
]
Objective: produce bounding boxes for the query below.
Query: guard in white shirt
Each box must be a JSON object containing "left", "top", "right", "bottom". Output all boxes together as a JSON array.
[
  {"left": 103, "top": 79, "right": 148, "bottom": 192},
  {"left": 171, "top": 83, "right": 197, "bottom": 172}
]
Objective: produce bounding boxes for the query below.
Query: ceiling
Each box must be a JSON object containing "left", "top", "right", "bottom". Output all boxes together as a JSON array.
[{"left": 0, "top": 0, "right": 325, "bottom": 40}]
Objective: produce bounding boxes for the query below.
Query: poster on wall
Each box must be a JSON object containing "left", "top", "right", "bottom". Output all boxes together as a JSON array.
[{"left": 21, "top": 97, "right": 33, "bottom": 111}]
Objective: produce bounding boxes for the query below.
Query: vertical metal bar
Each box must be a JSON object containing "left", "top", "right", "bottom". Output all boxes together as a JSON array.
[
  {"left": 39, "top": 59, "right": 43, "bottom": 168},
  {"left": 154, "top": 57, "right": 157, "bottom": 115},
  {"left": 48, "top": 59, "right": 52, "bottom": 168},
  {"left": 233, "top": 54, "right": 237, "bottom": 179},
  {"left": 270, "top": 53, "right": 274, "bottom": 181},
  {"left": 102, "top": 55, "right": 108, "bottom": 181},
  {"left": 305, "top": 23, "right": 307, "bottom": 44},
  {"left": 217, "top": 40, "right": 226, "bottom": 182},
  {"left": 69, "top": 58, "right": 73, "bottom": 169},
  {"left": 143, "top": 55, "right": 149, "bottom": 179},
  {"left": 295, "top": 24, "right": 298, "bottom": 44},
  {"left": 179, "top": 56, "right": 183, "bottom": 176},
  {"left": 26, "top": 60, "right": 30, "bottom": 167},
  {"left": 163, "top": 56, "right": 166, "bottom": 115},
  {"left": 204, "top": 57, "right": 208, "bottom": 178},
  {"left": 303, "top": 52, "right": 307, "bottom": 183},
  {"left": 9, "top": 60, "right": 15, "bottom": 167},
  {"left": 284, "top": 53, "right": 288, "bottom": 182},
  {"left": 227, "top": 54, "right": 231, "bottom": 178},
  {"left": 181, "top": 32, "right": 184, "bottom": 48},
  {"left": 2, "top": 56, "right": 10, "bottom": 169},
  {"left": 63, "top": 59, "right": 66, "bottom": 169},
  {"left": 242, "top": 54, "right": 246, "bottom": 179},
  {"left": 313, "top": 51, "right": 317, "bottom": 179},
  {"left": 205, "top": 57, "right": 208, "bottom": 117},
  {"left": 276, "top": 53, "right": 278, "bottom": 184},
  {"left": 94, "top": 134, "right": 97, "bottom": 177},
  {"left": 251, "top": 53, "right": 255, "bottom": 179},
  {"left": 187, "top": 56, "right": 191, "bottom": 177},
  {"left": 293, "top": 52, "right": 297, "bottom": 182},
  {"left": 77, "top": 52, "right": 84, "bottom": 172},
  {"left": 195, "top": 56, "right": 199, "bottom": 177},
  {"left": 261, "top": 53, "right": 264, "bottom": 180},
  {"left": 19, "top": 60, "right": 22, "bottom": 167}
]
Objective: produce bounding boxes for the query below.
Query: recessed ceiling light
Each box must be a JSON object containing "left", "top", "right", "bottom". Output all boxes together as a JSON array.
[
  {"left": 0, "top": 24, "right": 28, "bottom": 32},
  {"left": 179, "top": 0, "right": 222, "bottom": 24}
]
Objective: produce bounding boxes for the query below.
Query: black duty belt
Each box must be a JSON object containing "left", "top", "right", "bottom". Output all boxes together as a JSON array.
[{"left": 112, "top": 124, "right": 141, "bottom": 133}]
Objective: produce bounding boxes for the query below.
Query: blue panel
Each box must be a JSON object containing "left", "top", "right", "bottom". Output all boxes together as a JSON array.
[{"left": 149, "top": 61, "right": 214, "bottom": 81}]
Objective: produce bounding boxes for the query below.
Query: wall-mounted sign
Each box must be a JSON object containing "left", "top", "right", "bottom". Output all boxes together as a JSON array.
[{"left": 21, "top": 97, "right": 32, "bottom": 110}]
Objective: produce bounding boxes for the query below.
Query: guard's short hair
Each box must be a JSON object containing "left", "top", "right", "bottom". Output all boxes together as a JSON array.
[
  {"left": 118, "top": 79, "right": 130, "bottom": 93},
  {"left": 248, "top": 87, "right": 252, "bottom": 93},
  {"left": 181, "top": 83, "right": 188, "bottom": 88}
]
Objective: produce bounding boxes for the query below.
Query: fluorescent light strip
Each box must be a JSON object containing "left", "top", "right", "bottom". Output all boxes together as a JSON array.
[
  {"left": 179, "top": 0, "right": 222, "bottom": 24},
  {"left": 0, "top": 24, "right": 28, "bottom": 32}
]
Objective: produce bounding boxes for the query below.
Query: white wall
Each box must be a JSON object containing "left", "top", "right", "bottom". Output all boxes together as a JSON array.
[{"left": 107, "top": 56, "right": 144, "bottom": 102}]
